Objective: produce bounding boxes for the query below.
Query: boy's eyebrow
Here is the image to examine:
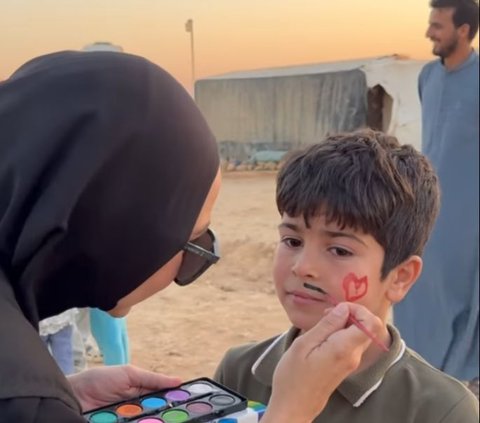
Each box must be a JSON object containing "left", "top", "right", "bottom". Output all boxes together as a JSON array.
[
  {"left": 278, "top": 223, "right": 367, "bottom": 246},
  {"left": 322, "top": 230, "right": 367, "bottom": 246},
  {"left": 278, "top": 222, "right": 301, "bottom": 232}
]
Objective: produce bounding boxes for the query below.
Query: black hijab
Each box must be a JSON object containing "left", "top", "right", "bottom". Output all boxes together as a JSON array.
[{"left": 0, "top": 51, "right": 218, "bottom": 407}]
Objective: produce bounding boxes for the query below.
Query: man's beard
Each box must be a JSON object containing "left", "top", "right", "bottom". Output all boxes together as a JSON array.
[{"left": 432, "top": 35, "right": 459, "bottom": 58}]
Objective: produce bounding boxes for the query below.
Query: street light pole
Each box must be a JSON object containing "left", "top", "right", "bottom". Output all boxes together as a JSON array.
[{"left": 185, "top": 19, "right": 195, "bottom": 91}]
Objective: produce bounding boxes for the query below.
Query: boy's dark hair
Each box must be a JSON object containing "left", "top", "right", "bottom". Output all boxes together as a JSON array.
[
  {"left": 276, "top": 129, "right": 440, "bottom": 279},
  {"left": 430, "top": 0, "right": 479, "bottom": 40}
]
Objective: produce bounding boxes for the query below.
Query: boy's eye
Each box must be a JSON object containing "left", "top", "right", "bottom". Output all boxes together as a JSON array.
[
  {"left": 281, "top": 237, "right": 302, "bottom": 248},
  {"left": 329, "top": 247, "right": 352, "bottom": 257}
]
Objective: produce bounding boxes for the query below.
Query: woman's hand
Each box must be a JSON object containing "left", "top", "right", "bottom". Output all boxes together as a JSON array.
[
  {"left": 68, "top": 365, "right": 182, "bottom": 412},
  {"left": 263, "top": 302, "right": 384, "bottom": 423}
]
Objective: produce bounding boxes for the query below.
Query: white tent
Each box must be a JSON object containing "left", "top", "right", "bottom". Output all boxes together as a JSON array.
[
  {"left": 361, "top": 57, "right": 427, "bottom": 150},
  {"left": 195, "top": 55, "right": 427, "bottom": 160}
]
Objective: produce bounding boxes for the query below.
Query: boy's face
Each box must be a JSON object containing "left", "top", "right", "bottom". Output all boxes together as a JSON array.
[{"left": 274, "top": 213, "right": 394, "bottom": 332}]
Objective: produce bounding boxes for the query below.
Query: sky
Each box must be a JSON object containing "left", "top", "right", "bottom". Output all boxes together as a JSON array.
[{"left": 1, "top": 0, "right": 477, "bottom": 91}]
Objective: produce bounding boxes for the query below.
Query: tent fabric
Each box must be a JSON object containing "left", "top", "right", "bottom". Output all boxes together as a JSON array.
[
  {"left": 195, "top": 56, "right": 426, "bottom": 161},
  {"left": 195, "top": 69, "right": 367, "bottom": 151}
]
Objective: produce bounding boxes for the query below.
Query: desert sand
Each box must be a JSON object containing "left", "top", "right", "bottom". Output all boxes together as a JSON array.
[{"left": 125, "top": 171, "right": 290, "bottom": 380}]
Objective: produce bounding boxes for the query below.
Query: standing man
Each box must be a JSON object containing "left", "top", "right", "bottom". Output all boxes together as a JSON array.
[{"left": 395, "top": 0, "right": 479, "bottom": 396}]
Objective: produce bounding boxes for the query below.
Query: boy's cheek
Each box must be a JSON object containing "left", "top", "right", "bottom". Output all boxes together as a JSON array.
[{"left": 272, "top": 255, "right": 290, "bottom": 286}]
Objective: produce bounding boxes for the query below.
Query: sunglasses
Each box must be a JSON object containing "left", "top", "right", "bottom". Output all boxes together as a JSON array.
[{"left": 174, "top": 228, "right": 220, "bottom": 286}]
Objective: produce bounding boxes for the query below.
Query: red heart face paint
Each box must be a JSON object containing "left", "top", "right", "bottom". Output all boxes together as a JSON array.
[{"left": 342, "top": 272, "right": 368, "bottom": 302}]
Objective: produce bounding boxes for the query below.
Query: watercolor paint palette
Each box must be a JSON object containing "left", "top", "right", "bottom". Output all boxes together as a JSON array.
[{"left": 83, "top": 377, "right": 247, "bottom": 423}]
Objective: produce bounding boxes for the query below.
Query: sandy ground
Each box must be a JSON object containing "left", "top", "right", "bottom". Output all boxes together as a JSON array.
[{"left": 125, "top": 172, "right": 290, "bottom": 380}]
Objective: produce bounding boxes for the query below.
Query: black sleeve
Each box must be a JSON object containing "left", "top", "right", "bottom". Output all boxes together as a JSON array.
[{"left": 0, "top": 397, "right": 86, "bottom": 423}]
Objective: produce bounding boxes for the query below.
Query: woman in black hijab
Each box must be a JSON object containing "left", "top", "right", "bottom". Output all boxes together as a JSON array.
[{"left": 0, "top": 51, "right": 382, "bottom": 422}]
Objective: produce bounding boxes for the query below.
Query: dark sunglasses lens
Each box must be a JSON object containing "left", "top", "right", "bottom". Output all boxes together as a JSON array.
[{"left": 176, "top": 231, "right": 214, "bottom": 285}]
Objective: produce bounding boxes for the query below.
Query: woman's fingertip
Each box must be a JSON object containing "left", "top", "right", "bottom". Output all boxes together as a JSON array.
[{"left": 332, "top": 303, "right": 349, "bottom": 317}]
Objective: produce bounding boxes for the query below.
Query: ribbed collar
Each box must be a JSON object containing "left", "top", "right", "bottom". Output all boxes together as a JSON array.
[{"left": 251, "top": 324, "right": 406, "bottom": 407}]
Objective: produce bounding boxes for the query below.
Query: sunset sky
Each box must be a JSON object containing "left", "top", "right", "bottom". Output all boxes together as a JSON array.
[{"left": 2, "top": 0, "right": 478, "bottom": 91}]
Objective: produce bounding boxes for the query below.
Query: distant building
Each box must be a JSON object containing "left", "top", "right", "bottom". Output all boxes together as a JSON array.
[
  {"left": 82, "top": 42, "right": 123, "bottom": 53},
  {"left": 195, "top": 55, "right": 427, "bottom": 161}
]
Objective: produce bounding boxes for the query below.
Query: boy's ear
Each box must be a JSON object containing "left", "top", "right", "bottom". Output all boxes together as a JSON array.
[{"left": 386, "top": 255, "right": 423, "bottom": 304}]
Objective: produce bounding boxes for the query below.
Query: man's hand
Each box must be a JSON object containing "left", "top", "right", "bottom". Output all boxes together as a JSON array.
[
  {"left": 263, "top": 302, "right": 384, "bottom": 423},
  {"left": 68, "top": 365, "right": 182, "bottom": 412}
]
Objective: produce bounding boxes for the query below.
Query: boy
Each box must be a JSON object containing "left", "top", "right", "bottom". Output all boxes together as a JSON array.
[{"left": 214, "top": 130, "right": 479, "bottom": 422}]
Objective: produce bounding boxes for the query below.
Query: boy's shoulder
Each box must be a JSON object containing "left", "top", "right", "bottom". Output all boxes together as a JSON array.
[
  {"left": 223, "top": 333, "right": 284, "bottom": 364},
  {"left": 392, "top": 345, "right": 476, "bottom": 400},
  {"left": 322, "top": 339, "right": 479, "bottom": 423},
  {"left": 215, "top": 330, "right": 290, "bottom": 382},
  {"left": 214, "top": 329, "right": 298, "bottom": 405},
  {"left": 374, "top": 328, "right": 479, "bottom": 421},
  {"left": 214, "top": 325, "right": 479, "bottom": 421}
]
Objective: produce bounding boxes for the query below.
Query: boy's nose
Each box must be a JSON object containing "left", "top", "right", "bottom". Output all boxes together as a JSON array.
[{"left": 291, "top": 250, "right": 320, "bottom": 279}]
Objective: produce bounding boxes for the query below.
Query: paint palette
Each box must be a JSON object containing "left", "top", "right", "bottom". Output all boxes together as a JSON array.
[{"left": 82, "top": 377, "right": 247, "bottom": 423}]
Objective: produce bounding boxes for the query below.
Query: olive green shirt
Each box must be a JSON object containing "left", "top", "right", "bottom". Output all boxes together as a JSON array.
[{"left": 214, "top": 325, "right": 479, "bottom": 422}]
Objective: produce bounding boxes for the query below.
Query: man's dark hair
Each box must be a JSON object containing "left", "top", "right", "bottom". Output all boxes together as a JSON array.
[
  {"left": 276, "top": 129, "right": 440, "bottom": 279},
  {"left": 431, "top": 0, "right": 479, "bottom": 39}
]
